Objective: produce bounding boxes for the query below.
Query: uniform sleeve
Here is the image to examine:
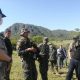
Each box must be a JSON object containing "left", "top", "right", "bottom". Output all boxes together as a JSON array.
[
  {"left": 31, "top": 41, "right": 40, "bottom": 54},
  {"left": 16, "top": 40, "right": 28, "bottom": 56}
]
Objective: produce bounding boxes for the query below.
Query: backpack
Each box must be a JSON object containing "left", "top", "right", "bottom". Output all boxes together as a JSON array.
[{"left": 60, "top": 49, "right": 66, "bottom": 59}]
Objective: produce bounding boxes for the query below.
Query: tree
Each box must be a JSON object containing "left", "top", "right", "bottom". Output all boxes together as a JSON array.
[{"left": 32, "top": 36, "right": 43, "bottom": 44}]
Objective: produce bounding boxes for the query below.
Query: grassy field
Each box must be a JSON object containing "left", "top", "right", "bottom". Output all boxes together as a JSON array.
[{"left": 10, "top": 51, "right": 77, "bottom": 80}]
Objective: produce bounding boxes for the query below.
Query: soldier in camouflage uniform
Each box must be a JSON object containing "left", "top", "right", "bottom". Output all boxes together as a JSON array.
[
  {"left": 0, "top": 9, "right": 11, "bottom": 80},
  {"left": 49, "top": 43, "right": 59, "bottom": 74},
  {"left": 38, "top": 37, "right": 49, "bottom": 80},
  {"left": 16, "top": 28, "right": 39, "bottom": 80}
]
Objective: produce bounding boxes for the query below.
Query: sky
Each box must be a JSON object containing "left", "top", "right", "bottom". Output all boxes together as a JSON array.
[{"left": 0, "top": 0, "right": 80, "bottom": 31}]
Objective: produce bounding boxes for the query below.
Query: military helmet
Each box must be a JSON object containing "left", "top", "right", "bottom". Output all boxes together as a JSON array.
[{"left": 20, "top": 28, "right": 30, "bottom": 36}]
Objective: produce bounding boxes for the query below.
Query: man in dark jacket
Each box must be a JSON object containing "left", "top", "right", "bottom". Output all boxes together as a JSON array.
[
  {"left": 49, "top": 43, "right": 58, "bottom": 74},
  {"left": 4, "top": 28, "right": 13, "bottom": 80}
]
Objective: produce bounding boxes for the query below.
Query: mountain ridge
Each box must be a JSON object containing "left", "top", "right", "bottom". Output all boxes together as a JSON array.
[{"left": 6, "top": 23, "right": 79, "bottom": 40}]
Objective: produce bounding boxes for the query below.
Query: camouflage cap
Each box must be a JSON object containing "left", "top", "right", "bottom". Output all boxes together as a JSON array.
[
  {"left": 0, "top": 9, "right": 6, "bottom": 18},
  {"left": 43, "top": 37, "right": 48, "bottom": 41},
  {"left": 20, "top": 28, "right": 30, "bottom": 36}
]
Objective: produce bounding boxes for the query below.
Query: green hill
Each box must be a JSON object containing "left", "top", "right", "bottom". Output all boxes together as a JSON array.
[{"left": 6, "top": 23, "right": 79, "bottom": 40}]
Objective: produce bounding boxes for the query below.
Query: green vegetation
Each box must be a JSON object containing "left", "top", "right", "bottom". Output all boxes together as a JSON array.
[
  {"left": 32, "top": 36, "right": 43, "bottom": 44},
  {"left": 10, "top": 51, "right": 77, "bottom": 80}
]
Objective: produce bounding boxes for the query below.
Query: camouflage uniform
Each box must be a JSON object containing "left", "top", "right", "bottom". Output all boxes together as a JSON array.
[
  {"left": 16, "top": 36, "right": 38, "bottom": 80},
  {"left": 49, "top": 44, "right": 58, "bottom": 74},
  {"left": 38, "top": 37, "right": 49, "bottom": 80},
  {"left": 0, "top": 35, "right": 7, "bottom": 80}
]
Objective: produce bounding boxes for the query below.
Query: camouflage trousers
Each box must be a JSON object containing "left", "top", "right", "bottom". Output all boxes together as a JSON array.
[
  {"left": 5, "top": 61, "right": 12, "bottom": 80},
  {"left": 0, "top": 62, "right": 7, "bottom": 80},
  {"left": 22, "top": 60, "right": 37, "bottom": 80}
]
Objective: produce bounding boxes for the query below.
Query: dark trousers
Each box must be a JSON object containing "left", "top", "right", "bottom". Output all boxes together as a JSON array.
[
  {"left": 39, "top": 57, "right": 48, "bottom": 80},
  {"left": 5, "top": 62, "right": 12, "bottom": 80},
  {"left": 22, "top": 60, "right": 37, "bottom": 80},
  {"left": 50, "top": 60, "right": 58, "bottom": 72},
  {"left": 66, "top": 58, "right": 80, "bottom": 80},
  {"left": 0, "top": 62, "right": 7, "bottom": 80}
]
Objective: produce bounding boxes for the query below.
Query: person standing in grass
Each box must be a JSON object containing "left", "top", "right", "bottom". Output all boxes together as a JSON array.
[
  {"left": 38, "top": 37, "right": 49, "bottom": 80},
  {"left": 0, "top": 9, "right": 11, "bottom": 80},
  {"left": 49, "top": 43, "right": 59, "bottom": 75},
  {"left": 4, "top": 28, "right": 13, "bottom": 80},
  {"left": 57, "top": 45, "right": 65, "bottom": 69},
  {"left": 16, "top": 28, "right": 39, "bottom": 80},
  {"left": 66, "top": 36, "right": 80, "bottom": 80}
]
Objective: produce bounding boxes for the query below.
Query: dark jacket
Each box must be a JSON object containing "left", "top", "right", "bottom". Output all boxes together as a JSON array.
[
  {"left": 4, "top": 37, "right": 13, "bottom": 57},
  {"left": 73, "top": 45, "right": 80, "bottom": 61}
]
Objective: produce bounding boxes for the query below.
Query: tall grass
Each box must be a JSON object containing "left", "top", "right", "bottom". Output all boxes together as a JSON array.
[
  {"left": 10, "top": 39, "right": 77, "bottom": 80},
  {"left": 10, "top": 51, "right": 67, "bottom": 80}
]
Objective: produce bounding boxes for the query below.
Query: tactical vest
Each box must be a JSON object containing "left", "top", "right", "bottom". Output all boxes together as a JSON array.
[
  {"left": 39, "top": 43, "right": 49, "bottom": 56},
  {"left": 17, "top": 37, "right": 38, "bottom": 60}
]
